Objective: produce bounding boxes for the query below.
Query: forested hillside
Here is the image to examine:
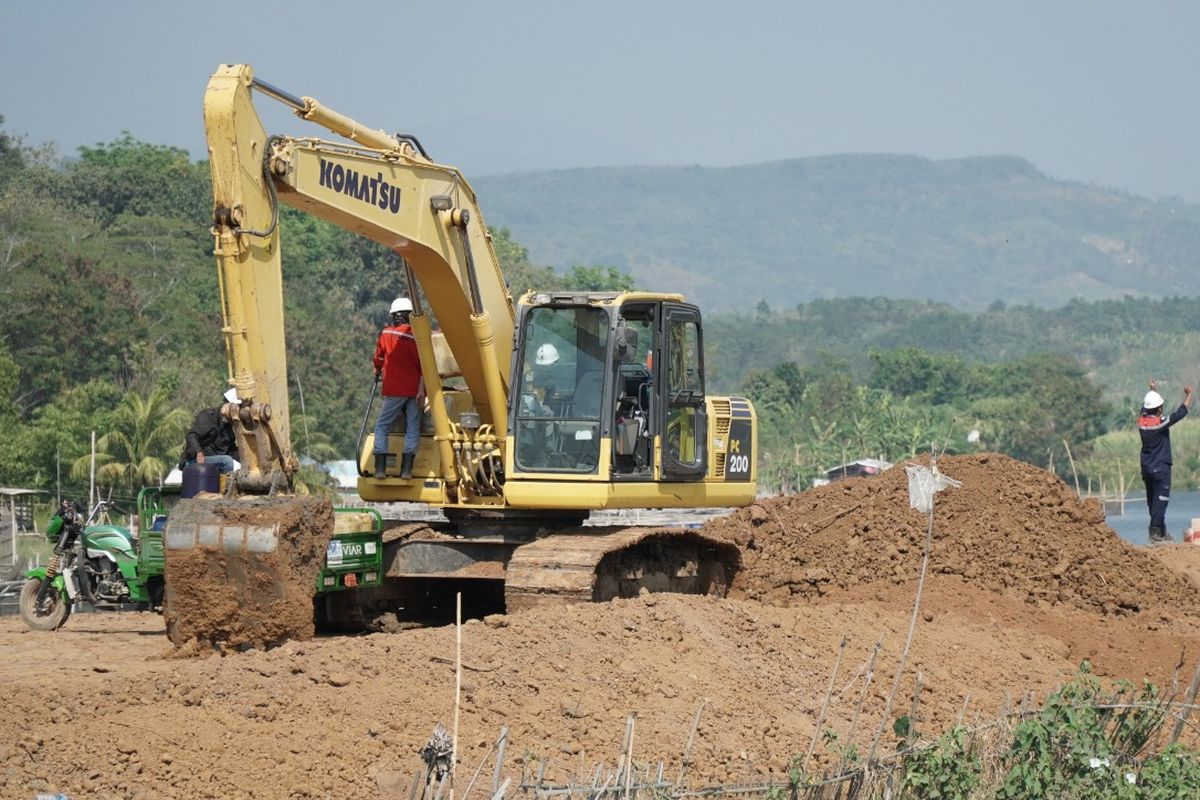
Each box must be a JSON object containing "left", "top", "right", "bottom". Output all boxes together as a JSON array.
[
  {"left": 473, "top": 154, "right": 1200, "bottom": 311},
  {"left": 0, "top": 118, "right": 1196, "bottom": 503},
  {"left": 705, "top": 296, "right": 1200, "bottom": 404}
]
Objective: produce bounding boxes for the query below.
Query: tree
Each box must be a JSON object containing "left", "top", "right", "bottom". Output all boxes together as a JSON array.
[
  {"left": 0, "top": 114, "right": 26, "bottom": 191},
  {"left": 868, "top": 347, "right": 970, "bottom": 405},
  {"left": 489, "top": 226, "right": 558, "bottom": 297},
  {"left": 562, "top": 264, "right": 638, "bottom": 292},
  {"left": 70, "top": 388, "right": 189, "bottom": 493},
  {"left": 55, "top": 133, "right": 210, "bottom": 225},
  {"left": 0, "top": 341, "right": 27, "bottom": 484},
  {"left": 967, "top": 354, "right": 1110, "bottom": 467}
]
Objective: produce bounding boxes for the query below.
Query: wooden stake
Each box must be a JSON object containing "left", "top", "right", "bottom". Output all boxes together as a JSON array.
[
  {"left": 906, "top": 672, "right": 923, "bottom": 750},
  {"left": 678, "top": 700, "right": 708, "bottom": 785},
  {"left": 843, "top": 639, "right": 881, "bottom": 772},
  {"left": 1170, "top": 656, "right": 1200, "bottom": 745},
  {"left": 492, "top": 726, "right": 509, "bottom": 795},
  {"left": 624, "top": 716, "right": 636, "bottom": 800},
  {"left": 89, "top": 430, "right": 96, "bottom": 510},
  {"left": 870, "top": 482, "right": 938, "bottom": 763},
  {"left": 452, "top": 592, "right": 463, "bottom": 800},
  {"left": 803, "top": 635, "right": 849, "bottom": 773},
  {"left": 1063, "top": 438, "right": 1081, "bottom": 495}
]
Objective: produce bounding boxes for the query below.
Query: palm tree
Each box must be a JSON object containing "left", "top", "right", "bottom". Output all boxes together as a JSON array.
[
  {"left": 71, "top": 388, "right": 190, "bottom": 493},
  {"left": 288, "top": 413, "right": 344, "bottom": 498}
]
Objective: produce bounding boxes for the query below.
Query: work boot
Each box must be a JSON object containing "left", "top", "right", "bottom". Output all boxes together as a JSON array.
[
  {"left": 400, "top": 453, "right": 415, "bottom": 480},
  {"left": 374, "top": 453, "right": 389, "bottom": 480},
  {"left": 1148, "top": 526, "right": 1173, "bottom": 544}
]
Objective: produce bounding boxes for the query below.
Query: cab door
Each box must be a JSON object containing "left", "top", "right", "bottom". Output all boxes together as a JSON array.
[{"left": 659, "top": 304, "right": 707, "bottom": 480}]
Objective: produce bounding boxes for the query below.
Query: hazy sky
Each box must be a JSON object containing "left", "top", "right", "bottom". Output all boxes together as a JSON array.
[{"left": 3, "top": 1, "right": 1197, "bottom": 200}]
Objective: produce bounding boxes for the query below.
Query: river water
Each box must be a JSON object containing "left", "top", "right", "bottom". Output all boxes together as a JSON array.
[{"left": 1103, "top": 489, "right": 1200, "bottom": 546}]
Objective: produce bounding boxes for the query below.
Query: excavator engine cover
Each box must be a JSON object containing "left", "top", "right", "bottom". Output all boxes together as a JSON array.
[{"left": 163, "top": 495, "right": 334, "bottom": 651}]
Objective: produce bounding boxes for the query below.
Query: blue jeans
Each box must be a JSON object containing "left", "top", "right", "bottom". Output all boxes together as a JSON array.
[{"left": 374, "top": 396, "right": 421, "bottom": 455}]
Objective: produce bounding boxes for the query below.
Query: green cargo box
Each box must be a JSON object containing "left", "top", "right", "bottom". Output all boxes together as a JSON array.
[{"left": 317, "top": 508, "right": 384, "bottom": 593}]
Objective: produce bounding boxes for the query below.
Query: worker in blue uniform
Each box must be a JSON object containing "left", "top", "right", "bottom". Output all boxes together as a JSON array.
[{"left": 1138, "top": 379, "right": 1194, "bottom": 544}]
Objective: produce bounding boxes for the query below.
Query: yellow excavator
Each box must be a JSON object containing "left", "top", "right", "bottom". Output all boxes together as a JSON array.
[{"left": 163, "top": 65, "right": 757, "bottom": 645}]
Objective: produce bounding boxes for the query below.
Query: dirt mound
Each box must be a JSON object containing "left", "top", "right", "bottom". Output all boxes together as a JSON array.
[
  {"left": 706, "top": 453, "right": 1200, "bottom": 617},
  {"left": 1150, "top": 544, "right": 1200, "bottom": 589},
  {"left": 162, "top": 495, "right": 334, "bottom": 652}
]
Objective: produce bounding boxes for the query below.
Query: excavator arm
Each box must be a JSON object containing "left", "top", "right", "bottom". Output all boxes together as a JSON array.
[{"left": 204, "top": 64, "right": 514, "bottom": 495}]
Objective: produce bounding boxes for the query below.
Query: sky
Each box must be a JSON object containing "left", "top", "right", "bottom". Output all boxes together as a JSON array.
[{"left": 2, "top": 1, "right": 1198, "bottom": 200}]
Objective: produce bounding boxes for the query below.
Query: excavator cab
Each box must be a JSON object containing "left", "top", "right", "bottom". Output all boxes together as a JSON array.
[
  {"left": 509, "top": 293, "right": 724, "bottom": 486},
  {"left": 512, "top": 302, "right": 608, "bottom": 473}
]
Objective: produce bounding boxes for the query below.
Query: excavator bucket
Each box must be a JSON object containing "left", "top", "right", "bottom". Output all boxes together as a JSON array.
[{"left": 162, "top": 495, "right": 334, "bottom": 651}]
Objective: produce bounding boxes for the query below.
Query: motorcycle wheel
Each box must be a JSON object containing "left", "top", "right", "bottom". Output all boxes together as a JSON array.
[{"left": 19, "top": 577, "right": 71, "bottom": 631}]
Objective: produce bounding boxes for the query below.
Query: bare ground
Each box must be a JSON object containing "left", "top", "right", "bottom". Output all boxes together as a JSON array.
[{"left": 2, "top": 454, "right": 1199, "bottom": 799}]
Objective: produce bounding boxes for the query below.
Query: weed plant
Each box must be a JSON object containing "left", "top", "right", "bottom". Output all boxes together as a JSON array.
[{"left": 891, "top": 663, "right": 1200, "bottom": 799}]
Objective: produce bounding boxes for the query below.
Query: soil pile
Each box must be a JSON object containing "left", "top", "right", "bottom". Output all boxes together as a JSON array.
[
  {"left": 163, "top": 496, "right": 334, "bottom": 651},
  {"left": 1151, "top": 544, "right": 1200, "bottom": 590},
  {"left": 706, "top": 453, "right": 1200, "bottom": 617}
]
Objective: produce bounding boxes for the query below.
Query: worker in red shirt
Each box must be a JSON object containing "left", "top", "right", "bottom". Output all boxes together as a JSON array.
[{"left": 373, "top": 297, "right": 423, "bottom": 479}]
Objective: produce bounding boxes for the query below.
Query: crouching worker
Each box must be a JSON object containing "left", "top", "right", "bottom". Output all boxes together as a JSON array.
[
  {"left": 179, "top": 388, "right": 241, "bottom": 475},
  {"left": 373, "top": 297, "right": 422, "bottom": 479}
]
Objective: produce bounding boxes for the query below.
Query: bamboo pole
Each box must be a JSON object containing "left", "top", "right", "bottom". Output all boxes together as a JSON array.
[
  {"left": 842, "top": 640, "right": 881, "bottom": 772},
  {"left": 1170, "top": 656, "right": 1200, "bottom": 745},
  {"left": 678, "top": 700, "right": 708, "bottom": 785},
  {"left": 492, "top": 726, "right": 509, "bottom": 796},
  {"left": 803, "top": 635, "right": 849, "bottom": 773},
  {"left": 1063, "top": 438, "right": 1081, "bottom": 495},
  {"left": 452, "top": 592, "right": 463, "bottom": 800},
  {"left": 623, "top": 716, "right": 636, "bottom": 800},
  {"left": 90, "top": 430, "right": 96, "bottom": 510},
  {"left": 906, "top": 672, "right": 923, "bottom": 749},
  {"left": 8, "top": 495, "right": 16, "bottom": 568},
  {"left": 1118, "top": 461, "right": 1126, "bottom": 514},
  {"left": 869, "top": 479, "right": 938, "bottom": 763},
  {"left": 463, "top": 728, "right": 506, "bottom": 800}
]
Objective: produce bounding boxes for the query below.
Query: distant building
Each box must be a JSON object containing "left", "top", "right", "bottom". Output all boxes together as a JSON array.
[
  {"left": 1, "top": 487, "right": 44, "bottom": 568},
  {"left": 812, "top": 458, "right": 893, "bottom": 488}
]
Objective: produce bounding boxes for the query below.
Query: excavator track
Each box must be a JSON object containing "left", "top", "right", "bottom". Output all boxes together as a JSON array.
[{"left": 503, "top": 526, "right": 740, "bottom": 612}]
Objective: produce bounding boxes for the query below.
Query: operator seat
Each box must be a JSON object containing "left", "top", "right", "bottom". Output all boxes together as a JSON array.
[{"left": 572, "top": 370, "right": 604, "bottom": 417}]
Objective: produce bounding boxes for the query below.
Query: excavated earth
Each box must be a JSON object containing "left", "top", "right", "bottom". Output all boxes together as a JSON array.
[
  {"left": 3, "top": 453, "right": 1200, "bottom": 799},
  {"left": 163, "top": 495, "right": 334, "bottom": 652}
]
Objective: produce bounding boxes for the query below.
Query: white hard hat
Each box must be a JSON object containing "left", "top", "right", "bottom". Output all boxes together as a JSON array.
[
  {"left": 1144, "top": 390, "right": 1164, "bottom": 409},
  {"left": 535, "top": 343, "right": 560, "bottom": 365},
  {"left": 390, "top": 297, "right": 413, "bottom": 314},
  {"left": 223, "top": 387, "right": 239, "bottom": 404}
]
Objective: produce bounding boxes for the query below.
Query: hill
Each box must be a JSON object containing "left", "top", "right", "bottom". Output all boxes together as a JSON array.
[{"left": 473, "top": 154, "right": 1200, "bottom": 311}]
